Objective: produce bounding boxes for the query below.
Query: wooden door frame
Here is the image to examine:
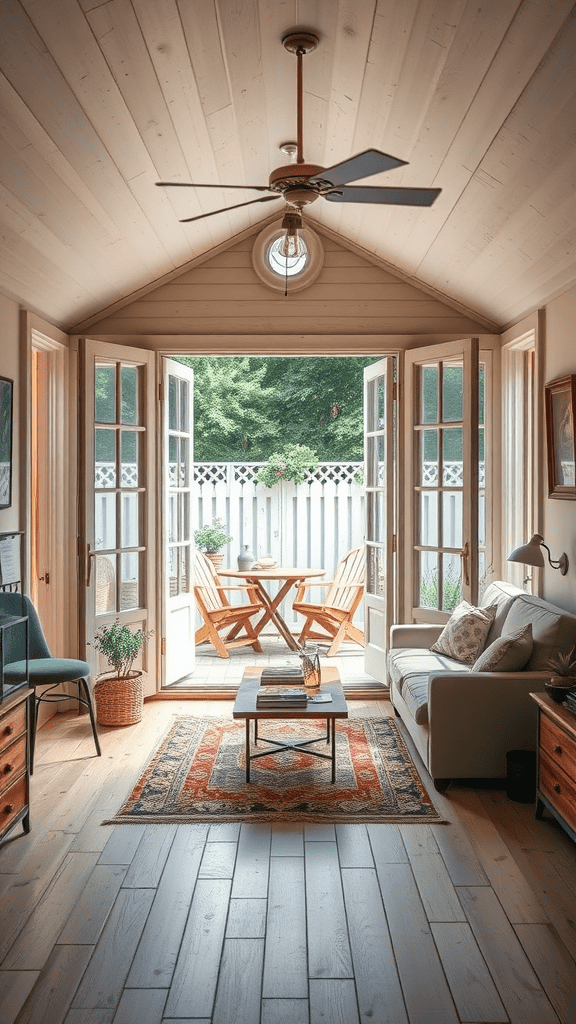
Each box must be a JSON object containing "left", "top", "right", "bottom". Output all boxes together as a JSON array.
[{"left": 21, "top": 312, "right": 76, "bottom": 658}]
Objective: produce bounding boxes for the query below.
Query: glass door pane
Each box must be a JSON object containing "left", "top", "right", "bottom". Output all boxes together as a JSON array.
[{"left": 81, "top": 340, "right": 156, "bottom": 695}]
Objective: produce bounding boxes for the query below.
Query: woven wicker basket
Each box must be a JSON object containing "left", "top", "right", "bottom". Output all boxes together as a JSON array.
[{"left": 94, "top": 671, "right": 144, "bottom": 727}]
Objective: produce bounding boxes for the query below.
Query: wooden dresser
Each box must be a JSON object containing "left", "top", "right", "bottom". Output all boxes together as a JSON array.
[
  {"left": 0, "top": 687, "right": 31, "bottom": 842},
  {"left": 531, "top": 692, "right": 576, "bottom": 844}
]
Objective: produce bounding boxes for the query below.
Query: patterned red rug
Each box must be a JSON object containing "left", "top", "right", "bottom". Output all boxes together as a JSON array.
[{"left": 106, "top": 715, "right": 446, "bottom": 824}]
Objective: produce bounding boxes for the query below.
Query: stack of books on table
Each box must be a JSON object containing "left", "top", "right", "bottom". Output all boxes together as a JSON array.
[
  {"left": 260, "top": 666, "right": 305, "bottom": 685},
  {"left": 256, "top": 686, "right": 308, "bottom": 709}
]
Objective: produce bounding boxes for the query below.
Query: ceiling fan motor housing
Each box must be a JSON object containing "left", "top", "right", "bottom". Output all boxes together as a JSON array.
[{"left": 268, "top": 163, "right": 325, "bottom": 206}]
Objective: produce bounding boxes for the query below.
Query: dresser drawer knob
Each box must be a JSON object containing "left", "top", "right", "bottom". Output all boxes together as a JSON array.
[
  {"left": 3, "top": 725, "right": 14, "bottom": 737},
  {"left": 554, "top": 784, "right": 562, "bottom": 794},
  {"left": 554, "top": 745, "right": 563, "bottom": 754},
  {"left": 3, "top": 764, "right": 14, "bottom": 775},
  {"left": 3, "top": 803, "right": 15, "bottom": 814}
]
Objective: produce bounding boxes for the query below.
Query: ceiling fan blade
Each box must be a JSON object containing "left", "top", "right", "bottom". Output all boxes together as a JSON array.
[
  {"left": 308, "top": 149, "right": 407, "bottom": 187},
  {"left": 324, "top": 185, "right": 441, "bottom": 207},
  {"left": 157, "top": 181, "right": 271, "bottom": 191},
  {"left": 179, "top": 195, "right": 280, "bottom": 223}
]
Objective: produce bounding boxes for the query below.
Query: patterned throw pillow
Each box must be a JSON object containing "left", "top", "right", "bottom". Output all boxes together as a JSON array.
[
  {"left": 472, "top": 623, "right": 533, "bottom": 672},
  {"left": 431, "top": 601, "right": 497, "bottom": 664}
]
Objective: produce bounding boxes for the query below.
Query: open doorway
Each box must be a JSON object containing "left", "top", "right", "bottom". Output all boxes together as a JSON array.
[{"left": 161, "top": 355, "right": 386, "bottom": 694}]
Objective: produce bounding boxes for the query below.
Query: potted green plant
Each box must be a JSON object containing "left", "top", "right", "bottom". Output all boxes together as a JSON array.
[
  {"left": 256, "top": 444, "right": 318, "bottom": 488},
  {"left": 194, "top": 518, "right": 232, "bottom": 572},
  {"left": 545, "top": 647, "right": 576, "bottom": 703},
  {"left": 92, "top": 620, "right": 153, "bottom": 726}
]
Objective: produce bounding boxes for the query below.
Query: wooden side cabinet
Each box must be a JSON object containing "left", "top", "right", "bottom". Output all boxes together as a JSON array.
[
  {"left": 0, "top": 688, "right": 31, "bottom": 843},
  {"left": 531, "top": 692, "right": 576, "bottom": 844}
]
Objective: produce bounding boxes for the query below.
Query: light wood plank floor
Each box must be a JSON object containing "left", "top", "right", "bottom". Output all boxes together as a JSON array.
[{"left": 2, "top": 693, "right": 576, "bottom": 1024}]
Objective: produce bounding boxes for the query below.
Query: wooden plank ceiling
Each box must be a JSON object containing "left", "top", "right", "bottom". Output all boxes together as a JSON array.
[{"left": 1, "top": 0, "right": 575, "bottom": 333}]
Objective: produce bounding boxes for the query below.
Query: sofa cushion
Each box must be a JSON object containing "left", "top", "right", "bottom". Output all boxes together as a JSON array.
[
  {"left": 431, "top": 601, "right": 497, "bottom": 664},
  {"left": 401, "top": 675, "right": 430, "bottom": 725},
  {"left": 502, "top": 594, "right": 576, "bottom": 670},
  {"left": 388, "top": 648, "right": 467, "bottom": 726},
  {"left": 388, "top": 648, "right": 466, "bottom": 688},
  {"left": 472, "top": 623, "right": 533, "bottom": 672},
  {"left": 480, "top": 580, "right": 523, "bottom": 647}
]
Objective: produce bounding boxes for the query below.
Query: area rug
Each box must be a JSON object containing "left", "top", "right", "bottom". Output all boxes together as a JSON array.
[{"left": 105, "top": 715, "right": 446, "bottom": 824}]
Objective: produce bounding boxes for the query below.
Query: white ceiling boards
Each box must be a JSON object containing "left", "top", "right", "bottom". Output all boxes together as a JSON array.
[{"left": 1, "top": 1, "right": 576, "bottom": 332}]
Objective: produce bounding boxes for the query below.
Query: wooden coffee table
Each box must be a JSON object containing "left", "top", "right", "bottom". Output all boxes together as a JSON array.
[{"left": 233, "top": 666, "right": 348, "bottom": 784}]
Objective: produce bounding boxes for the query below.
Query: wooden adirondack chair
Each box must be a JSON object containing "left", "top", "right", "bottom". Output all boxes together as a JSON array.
[
  {"left": 292, "top": 546, "right": 365, "bottom": 656},
  {"left": 193, "top": 549, "right": 264, "bottom": 658}
]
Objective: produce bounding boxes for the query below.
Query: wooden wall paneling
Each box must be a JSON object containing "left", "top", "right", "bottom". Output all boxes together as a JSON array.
[
  {"left": 1, "top": 2, "right": 172, "bottom": 275},
  {"left": 360, "top": 0, "right": 521, "bottom": 260},
  {"left": 177, "top": 0, "right": 250, "bottom": 224},
  {"left": 130, "top": 0, "right": 232, "bottom": 237},
  {"left": 0, "top": 147, "right": 117, "bottom": 306},
  {"left": 0, "top": 68, "right": 147, "bottom": 287},
  {"left": 350, "top": 0, "right": 467, "bottom": 251},
  {"left": 210, "top": 2, "right": 268, "bottom": 207},
  {"left": 402, "top": 0, "right": 575, "bottom": 276},
  {"left": 319, "top": 0, "right": 377, "bottom": 236}
]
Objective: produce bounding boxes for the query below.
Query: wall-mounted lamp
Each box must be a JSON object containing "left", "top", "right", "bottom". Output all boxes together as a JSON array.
[{"left": 508, "top": 533, "right": 569, "bottom": 575}]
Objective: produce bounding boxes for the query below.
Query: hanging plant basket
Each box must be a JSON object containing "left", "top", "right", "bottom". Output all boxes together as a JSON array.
[{"left": 94, "top": 670, "right": 144, "bottom": 727}]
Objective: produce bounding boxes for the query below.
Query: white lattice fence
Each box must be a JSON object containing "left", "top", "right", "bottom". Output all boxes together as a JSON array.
[{"left": 194, "top": 462, "right": 365, "bottom": 628}]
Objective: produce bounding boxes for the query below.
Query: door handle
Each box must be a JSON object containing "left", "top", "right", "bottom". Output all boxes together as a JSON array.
[
  {"left": 86, "top": 543, "right": 96, "bottom": 587},
  {"left": 460, "top": 542, "right": 470, "bottom": 587}
]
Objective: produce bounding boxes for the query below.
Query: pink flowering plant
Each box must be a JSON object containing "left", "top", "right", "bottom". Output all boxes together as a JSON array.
[{"left": 256, "top": 444, "right": 318, "bottom": 488}]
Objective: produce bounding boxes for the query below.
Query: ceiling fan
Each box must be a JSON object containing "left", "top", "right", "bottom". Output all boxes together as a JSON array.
[{"left": 156, "top": 31, "right": 441, "bottom": 231}]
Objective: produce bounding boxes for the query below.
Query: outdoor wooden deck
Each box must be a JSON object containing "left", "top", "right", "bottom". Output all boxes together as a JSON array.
[{"left": 165, "top": 633, "right": 376, "bottom": 696}]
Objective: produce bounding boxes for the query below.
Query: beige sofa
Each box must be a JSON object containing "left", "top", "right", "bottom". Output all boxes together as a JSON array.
[{"left": 388, "top": 581, "right": 576, "bottom": 790}]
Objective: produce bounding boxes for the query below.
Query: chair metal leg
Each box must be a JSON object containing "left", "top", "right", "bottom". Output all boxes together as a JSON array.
[{"left": 78, "top": 678, "right": 102, "bottom": 758}]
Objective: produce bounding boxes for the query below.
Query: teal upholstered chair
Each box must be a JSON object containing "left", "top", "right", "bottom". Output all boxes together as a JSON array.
[{"left": 2, "top": 594, "right": 101, "bottom": 773}]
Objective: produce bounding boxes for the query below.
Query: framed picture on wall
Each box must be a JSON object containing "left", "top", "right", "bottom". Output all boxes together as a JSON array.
[
  {"left": 0, "top": 376, "right": 14, "bottom": 510},
  {"left": 545, "top": 374, "right": 576, "bottom": 499}
]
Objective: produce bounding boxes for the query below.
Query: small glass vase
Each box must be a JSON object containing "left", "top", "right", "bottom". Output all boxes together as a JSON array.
[{"left": 298, "top": 644, "right": 321, "bottom": 690}]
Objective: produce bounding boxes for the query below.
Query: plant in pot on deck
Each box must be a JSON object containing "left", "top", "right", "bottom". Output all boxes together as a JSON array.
[
  {"left": 92, "top": 620, "right": 153, "bottom": 726},
  {"left": 194, "top": 518, "right": 232, "bottom": 572}
]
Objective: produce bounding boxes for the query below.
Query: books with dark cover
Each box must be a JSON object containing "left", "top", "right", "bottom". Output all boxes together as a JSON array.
[{"left": 256, "top": 685, "right": 308, "bottom": 708}]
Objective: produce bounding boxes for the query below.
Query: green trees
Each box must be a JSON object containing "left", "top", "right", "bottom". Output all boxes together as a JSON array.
[{"left": 175, "top": 355, "right": 376, "bottom": 461}]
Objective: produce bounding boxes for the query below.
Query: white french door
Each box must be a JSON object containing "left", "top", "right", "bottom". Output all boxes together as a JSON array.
[
  {"left": 161, "top": 358, "right": 195, "bottom": 685},
  {"left": 363, "top": 357, "right": 396, "bottom": 681},
  {"left": 80, "top": 339, "right": 157, "bottom": 694},
  {"left": 404, "top": 339, "right": 480, "bottom": 621}
]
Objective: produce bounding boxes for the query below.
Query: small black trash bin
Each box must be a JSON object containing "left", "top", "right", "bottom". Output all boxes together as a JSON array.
[{"left": 506, "top": 749, "right": 536, "bottom": 802}]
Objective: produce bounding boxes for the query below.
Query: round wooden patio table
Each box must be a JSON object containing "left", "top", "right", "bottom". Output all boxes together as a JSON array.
[{"left": 219, "top": 567, "right": 325, "bottom": 651}]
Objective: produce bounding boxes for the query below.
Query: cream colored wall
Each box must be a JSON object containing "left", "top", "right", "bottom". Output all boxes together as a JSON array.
[
  {"left": 0, "top": 292, "right": 20, "bottom": 536},
  {"left": 87, "top": 229, "right": 490, "bottom": 338},
  {"left": 542, "top": 284, "right": 576, "bottom": 614}
]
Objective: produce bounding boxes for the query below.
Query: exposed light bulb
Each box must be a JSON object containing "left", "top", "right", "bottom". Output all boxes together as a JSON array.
[{"left": 279, "top": 211, "right": 305, "bottom": 258}]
